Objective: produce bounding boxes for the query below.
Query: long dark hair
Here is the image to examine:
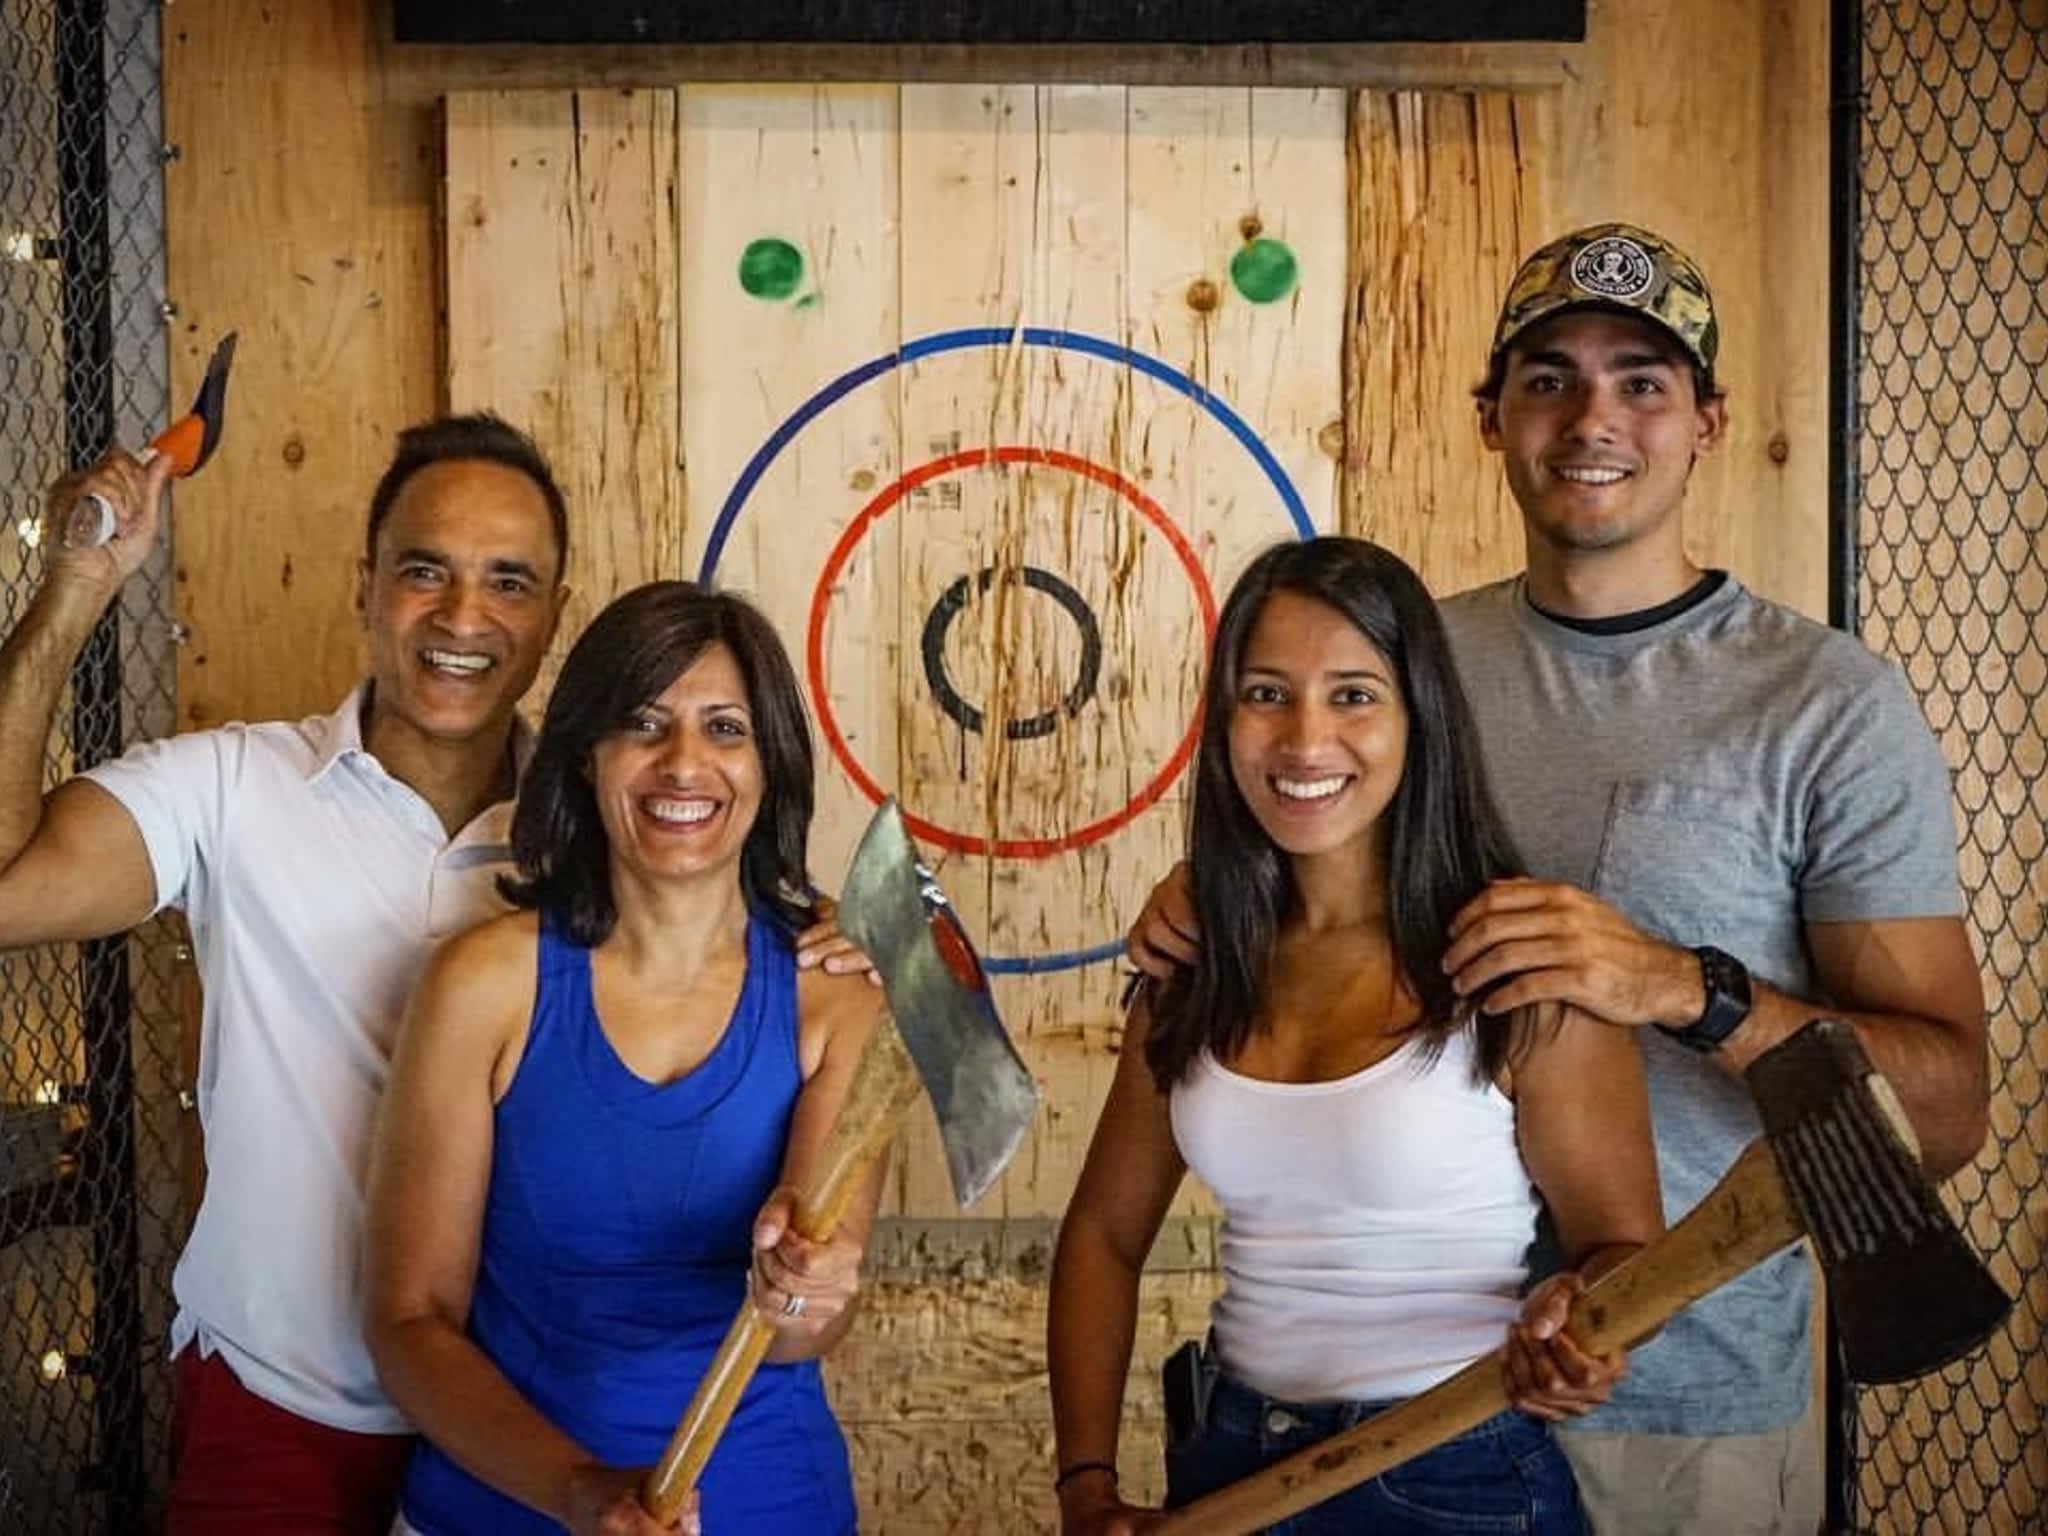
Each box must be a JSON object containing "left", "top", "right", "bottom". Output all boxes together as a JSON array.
[
  {"left": 500, "top": 580, "right": 816, "bottom": 945},
  {"left": 1146, "top": 537, "right": 1525, "bottom": 1088}
]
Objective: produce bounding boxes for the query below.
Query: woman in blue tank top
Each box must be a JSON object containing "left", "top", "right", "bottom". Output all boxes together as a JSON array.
[
  {"left": 365, "top": 581, "right": 882, "bottom": 1536},
  {"left": 1049, "top": 539, "right": 1664, "bottom": 1534}
]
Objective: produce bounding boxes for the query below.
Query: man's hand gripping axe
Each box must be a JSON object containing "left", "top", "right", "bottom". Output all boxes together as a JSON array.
[
  {"left": 61, "top": 332, "right": 237, "bottom": 549},
  {"left": 642, "top": 799, "right": 1038, "bottom": 1518}
]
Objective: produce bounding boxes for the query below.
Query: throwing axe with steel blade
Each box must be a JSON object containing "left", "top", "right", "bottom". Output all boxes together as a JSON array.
[
  {"left": 642, "top": 799, "right": 1038, "bottom": 1519},
  {"left": 1154, "top": 1018, "right": 2012, "bottom": 1535}
]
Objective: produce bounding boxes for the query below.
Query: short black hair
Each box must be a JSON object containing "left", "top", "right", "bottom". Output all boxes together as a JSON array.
[
  {"left": 499, "top": 580, "right": 817, "bottom": 947},
  {"left": 363, "top": 412, "right": 569, "bottom": 573}
]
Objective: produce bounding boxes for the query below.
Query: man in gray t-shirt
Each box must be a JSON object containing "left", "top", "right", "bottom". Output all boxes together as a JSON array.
[{"left": 1132, "top": 224, "right": 1987, "bottom": 1535}]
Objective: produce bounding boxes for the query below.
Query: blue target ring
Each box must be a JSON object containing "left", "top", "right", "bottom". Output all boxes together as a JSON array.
[{"left": 701, "top": 326, "right": 1313, "bottom": 974}]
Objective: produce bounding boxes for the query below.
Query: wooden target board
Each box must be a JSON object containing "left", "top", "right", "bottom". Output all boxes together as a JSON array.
[
  {"left": 448, "top": 84, "right": 1344, "bottom": 1218},
  {"left": 680, "top": 84, "right": 1343, "bottom": 978}
]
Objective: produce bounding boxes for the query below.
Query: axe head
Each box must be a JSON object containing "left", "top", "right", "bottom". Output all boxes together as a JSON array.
[
  {"left": 184, "top": 331, "right": 238, "bottom": 472},
  {"left": 835, "top": 800, "right": 1039, "bottom": 1208},
  {"left": 1745, "top": 1019, "right": 2011, "bottom": 1383}
]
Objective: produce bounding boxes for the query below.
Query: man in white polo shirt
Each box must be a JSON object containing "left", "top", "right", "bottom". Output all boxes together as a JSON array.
[{"left": 0, "top": 414, "right": 568, "bottom": 1532}]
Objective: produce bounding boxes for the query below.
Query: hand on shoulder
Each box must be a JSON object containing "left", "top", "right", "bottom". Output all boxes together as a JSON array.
[{"left": 795, "top": 957, "right": 886, "bottom": 1079}]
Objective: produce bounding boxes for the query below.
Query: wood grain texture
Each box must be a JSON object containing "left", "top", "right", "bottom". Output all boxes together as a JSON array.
[
  {"left": 827, "top": 1269, "right": 1220, "bottom": 1531},
  {"left": 444, "top": 88, "right": 682, "bottom": 710},
  {"left": 1342, "top": 89, "right": 1550, "bottom": 594},
  {"left": 1543, "top": 0, "right": 1828, "bottom": 616},
  {"left": 164, "top": 1, "right": 438, "bottom": 728}
]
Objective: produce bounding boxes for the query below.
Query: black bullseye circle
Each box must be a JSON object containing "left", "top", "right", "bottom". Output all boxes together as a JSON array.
[{"left": 920, "top": 565, "right": 1104, "bottom": 741}]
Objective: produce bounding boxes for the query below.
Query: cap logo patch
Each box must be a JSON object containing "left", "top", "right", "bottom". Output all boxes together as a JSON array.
[{"left": 1569, "top": 236, "right": 1655, "bottom": 301}]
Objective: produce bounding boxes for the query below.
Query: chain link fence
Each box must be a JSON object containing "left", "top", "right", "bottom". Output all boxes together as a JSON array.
[
  {"left": 1, "top": 2, "right": 184, "bottom": 1529},
  {"left": 1846, "top": 0, "right": 2048, "bottom": 1530}
]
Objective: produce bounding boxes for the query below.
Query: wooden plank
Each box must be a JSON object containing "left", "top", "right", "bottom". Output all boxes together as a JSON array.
[
  {"left": 398, "top": 1, "right": 1589, "bottom": 48},
  {"left": 1545, "top": 0, "right": 1827, "bottom": 618},
  {"left": 861, "top": 1214, "right": 1219, "bottom": 1280},
  {"left": 390, "top": 40, "right": 1574, "bottom": 92},
  {"left": 674, "top": 83, "right": 901, "bottom": 906},
  {"left": 1121, "top": 84, "right": 1343, "bottom": 1226},
  {"left": 1125, "top": 85, "right": 1346, "bottom": 555},
  {"left": 166, "top": 1, "right": 436, "bottom": 729},
  {"left": 444, "top": 88, "right": 683, "bottom": 710},
  {"left": 1343, "top": 90, "right": 1551, "bottom": 595},
  {"left": 890, "top": 81, "right": 1049, "bottom": 1218},
  {"left": 893, "top": 85, "right": 1144, "bottom": 1224}
]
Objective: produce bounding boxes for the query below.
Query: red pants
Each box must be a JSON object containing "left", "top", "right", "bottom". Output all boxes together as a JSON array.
[{"left": 168, "top": 1346, "right": 414, "bottom": 1535}]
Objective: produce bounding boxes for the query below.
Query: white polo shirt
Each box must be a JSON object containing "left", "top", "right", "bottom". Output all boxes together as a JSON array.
[{"left": 83, "top": 686, "right": 521, "bottom": 1433}]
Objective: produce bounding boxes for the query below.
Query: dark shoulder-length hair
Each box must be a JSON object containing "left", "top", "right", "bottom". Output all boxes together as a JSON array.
[
  {"left": 499, "top": 580, "right": 817, "bottom": 945},
  {"left": 1146, "top": 537, "right": 1526, "bottom": 1089}
]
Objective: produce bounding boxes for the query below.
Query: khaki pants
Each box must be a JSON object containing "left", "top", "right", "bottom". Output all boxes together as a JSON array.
[{"left": 1559, "top": 1405, "right": 1822, "bottom": 1536}]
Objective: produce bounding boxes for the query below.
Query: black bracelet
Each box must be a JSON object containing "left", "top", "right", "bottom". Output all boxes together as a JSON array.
[{"left": 1053, "top": 1460, "right": 1119, "bottom": 1493}]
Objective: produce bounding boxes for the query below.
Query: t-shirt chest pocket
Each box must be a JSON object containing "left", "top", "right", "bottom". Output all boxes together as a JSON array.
[{"left": 1588, "top": 778, "right": 1784, "bottom": 946}]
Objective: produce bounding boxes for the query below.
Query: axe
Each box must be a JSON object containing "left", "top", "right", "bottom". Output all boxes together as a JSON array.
[
  {"left": 642, "top": 798, "right": 1039, "bottom": 1519},
  {"left": 1154, "top": 1019, "right": 2011, "bottom": 1535},
  {"left": 61, "top": 331, "right": 238, "bottom": 549}
]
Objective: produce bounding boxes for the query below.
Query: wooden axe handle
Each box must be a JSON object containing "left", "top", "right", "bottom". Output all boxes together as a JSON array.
[
  {"left": 642, "top": 1023, "right": 921, "bottom": 1520},
  {"left": 1154, "top": 1137, "right": 1806, "bottom": 1535}
]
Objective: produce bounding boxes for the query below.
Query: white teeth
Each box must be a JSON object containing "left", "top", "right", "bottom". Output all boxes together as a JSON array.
[
  {"left": 421, "top": 649, "right": 493, "bottom": 675},
  {"left": 1556, "top": 466, "right": 1629, "bottom": 485},
  {"left": 645, "top": 798, "right": 716, "bottom": 825},
  {"left": 1274, "top": 776, "right": 1349, "bottom": 802}
]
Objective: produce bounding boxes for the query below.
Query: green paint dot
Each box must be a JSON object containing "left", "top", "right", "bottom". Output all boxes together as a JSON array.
[
  {"left": 738, "top": 238, "right": 804, "bottom": 301},
  {"left": 1230, "top": 238, "right": 1298, "bottom": 304}
]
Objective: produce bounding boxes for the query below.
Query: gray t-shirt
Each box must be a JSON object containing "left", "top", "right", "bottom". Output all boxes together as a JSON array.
[{"left": 1442, "top": 574, "right": 1962, "bottom": 1435}]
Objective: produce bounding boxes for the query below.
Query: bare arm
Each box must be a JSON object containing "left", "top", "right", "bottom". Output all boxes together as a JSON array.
[
  {"left": 1124, "top": 863, "right": 1198, "bottom": 980},
  {"left": 1048, "top": 994, "right": 1187, "bottom": 1533},
  {"left": 1513, "top": 1008, "right": 1663, "bottom": 1274},
  {"left": 1714, "top": 917, "right": 1986, "bottom": 1177},
  {"left": 1443, "top": 882, "right": 1988, "bottom": 1178},
  {"left": 1502, "top": 1005, "right": 1663, "bottom": 1420},
  {"left": 364, "top": 917, "right": 681, "bottom": 1533},
  {"left": 0, "top": 453, "right": 172, "bottom": 946},
  {"left": 750, "top": 968, "right": 888, "bottom": 1364}
]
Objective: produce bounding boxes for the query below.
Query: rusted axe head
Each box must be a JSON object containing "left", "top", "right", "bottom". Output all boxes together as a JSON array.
[
  {"left": 835, "top": 799, "right": 1038, "bottom": 1208},
  {"left": 1746, "top": 1019, "right": 2011, "bottom": 1383}
]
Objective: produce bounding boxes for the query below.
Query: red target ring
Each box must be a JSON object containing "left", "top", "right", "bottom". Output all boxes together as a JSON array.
[{"left": 805, "top": 445, "right": 1219, "bottom": 859}]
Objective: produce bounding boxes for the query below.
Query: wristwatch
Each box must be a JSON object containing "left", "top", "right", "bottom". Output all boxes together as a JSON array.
[{"left": 1657, "top": 946, "right": 1753, "bottom": 1053}]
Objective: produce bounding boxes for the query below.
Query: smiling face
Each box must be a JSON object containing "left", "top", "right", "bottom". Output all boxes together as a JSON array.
[
  {"left": 355, "top": 458, "right": 565, "bottom": 752},
  {"left": 1479, "top": 308, "right": 1726, "bottom": 561},
  {"left": 588, "top": 642, "right": 764, "bottom": 888},
  {"left": 1226, "top": 590, "right": 1411, "bottom": 871}
]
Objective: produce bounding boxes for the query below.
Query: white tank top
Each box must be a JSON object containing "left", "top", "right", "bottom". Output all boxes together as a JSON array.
[{"left": 1170, "top": 1026, "right": 1539, "bottom": 1403}]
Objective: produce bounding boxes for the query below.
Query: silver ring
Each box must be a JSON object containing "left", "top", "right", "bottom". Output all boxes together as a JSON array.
[{"left": 780, "top": 1292, "right": 807, "bottom": 1319}]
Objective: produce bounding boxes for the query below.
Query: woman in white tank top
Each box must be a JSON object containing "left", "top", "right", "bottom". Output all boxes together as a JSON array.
[{"left": 1048, "top": 539, "right": 1661, "bottom": 1534}]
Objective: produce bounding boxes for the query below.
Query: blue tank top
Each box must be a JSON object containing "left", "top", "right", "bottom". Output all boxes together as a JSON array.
[{"left": 400, "top": 912, "right": 856, "bottom": 1534}]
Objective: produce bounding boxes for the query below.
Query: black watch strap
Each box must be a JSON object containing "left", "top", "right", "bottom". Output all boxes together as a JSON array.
[{"left": 1657, "top": 945, "right": 1752, "bottom": 1053}]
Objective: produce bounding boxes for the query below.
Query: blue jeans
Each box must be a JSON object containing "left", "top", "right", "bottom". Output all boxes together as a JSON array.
[{"left": 1166, "top": 1373, "right": 1589, "bottom": 1535}]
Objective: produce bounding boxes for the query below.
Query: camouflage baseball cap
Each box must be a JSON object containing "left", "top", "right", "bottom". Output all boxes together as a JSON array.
[{"left": 1490, "top": 223, "right": 1718, "bottom": 375}]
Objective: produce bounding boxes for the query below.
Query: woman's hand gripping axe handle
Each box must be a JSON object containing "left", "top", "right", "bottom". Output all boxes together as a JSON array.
[
  {"left": 643, "top": 800, "right": 1039, "bottom": 1520},
  {"left": 1154, "top": 1019, "right": 2011, "bottom": 1536}
]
